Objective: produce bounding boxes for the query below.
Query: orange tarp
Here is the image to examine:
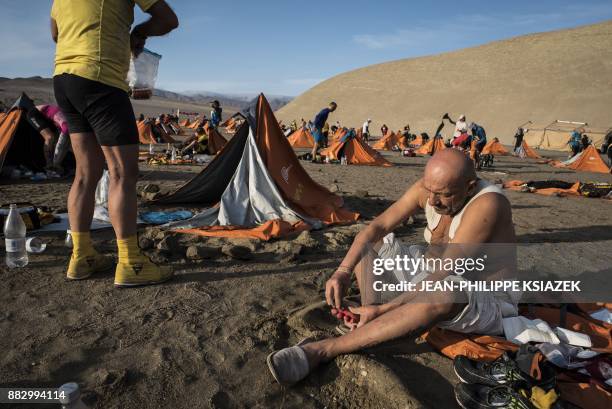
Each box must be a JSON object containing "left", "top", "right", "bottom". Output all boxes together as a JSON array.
[
  {"left": 0, "top": 110, "right": 21, "bottom": 169},
  {"left": 521, "top": 141, "right": 542, "bottom": 159},
  {"left": 287, "top": 128, "right": 315, "bottom": 148},
  {"left": 503, "top": 180, "right": 581, "bottom": 197},
  {"left": 255, "top": 96, "right": 360, "bottom": 225},
  {"left": 372, "top": 131, "right": 404, "bottom": 151},
  {"left": 552, "top": 145, "right": 611, "bottom": 174},
  {"left": 482, "top": 139, "right": 509, "bottom": 155},
  {"left": 176, "top": 219, "right": 310, "bottom": 241},
  {"left": 425, "top": 306, "right": 612, "bottom": 409},
  {"left": 322, "top": 135, "right": 393, "bottom": 167},
  {"left": 416, "top": 137, "right": 446, "bottom": 155}
]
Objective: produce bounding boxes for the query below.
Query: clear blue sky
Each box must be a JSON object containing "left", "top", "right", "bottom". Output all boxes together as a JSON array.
[{"left": 1, "top": 0, "right": 611, "bottom": 96}]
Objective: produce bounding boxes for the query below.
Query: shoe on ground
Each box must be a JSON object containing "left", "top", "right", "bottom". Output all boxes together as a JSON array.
[
  {"left": 114, "top": 256, "right": 173, "bottom": 287},
  {"left": 67, "top": 253, "right": 114, "bottom": 280},
  {"left": 455, "top": 384, "right": 536, "bottom": 409},
  {"left": 454, "top": 354, "right": 555, "bottom": 390}
]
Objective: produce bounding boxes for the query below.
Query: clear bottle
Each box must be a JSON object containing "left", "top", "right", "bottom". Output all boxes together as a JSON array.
[
  {"left": 3, "top": 204, "right": 28, "bottom": 268},
  {"left": 58, "top": 383, "right": 90, "bottom": 409},
  {"left": 171, "top": 147, "right": 177, "bottom": 161},
  {"left": 149, "top": 143, "right": 154, "bottom": 154},
  {"left": 65, "top": 229, "right": 73, "bottom": 249}
]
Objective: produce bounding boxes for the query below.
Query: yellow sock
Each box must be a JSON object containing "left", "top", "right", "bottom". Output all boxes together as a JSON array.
[
  {"left": 71, "top": 231, "right": 96, "bottom": 257},
  {"left": 117, "top": 236, "right": 142, "bottom": 264}
]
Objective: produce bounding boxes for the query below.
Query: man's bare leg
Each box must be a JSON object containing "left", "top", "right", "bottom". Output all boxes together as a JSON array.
[
  {"left": 302, "top": 299, "right": 462, "bottom": 369},
  {"left": 101, "top": 144, "right": 139, "bottom": 239},
  {"left": 68, "top": 133, "right": 105, "bottom": 232}
]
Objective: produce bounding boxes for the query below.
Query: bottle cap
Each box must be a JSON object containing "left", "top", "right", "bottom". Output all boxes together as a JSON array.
[{"left": 58, "top": 382, "right": 80, "bottom": 404}]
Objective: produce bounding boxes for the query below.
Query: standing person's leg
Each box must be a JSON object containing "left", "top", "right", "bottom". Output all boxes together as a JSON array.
[
  {"left": 54, "top": 75, "right": 115, "bottom": 280},
  {"left": 310, "top": 128, "right": 321, "bottom": 162},
  {"left": 82, "top": 82, "right": 172, "bottom": 287}
]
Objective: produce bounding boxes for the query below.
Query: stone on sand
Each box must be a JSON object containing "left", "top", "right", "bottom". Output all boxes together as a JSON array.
[{"left": 222, "top": 244, "right": 252, "bottom": 260}]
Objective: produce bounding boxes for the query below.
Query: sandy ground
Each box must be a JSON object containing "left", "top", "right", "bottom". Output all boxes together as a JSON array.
[{"left": 0, "top": 137, "right": 611, "bottom": 408}]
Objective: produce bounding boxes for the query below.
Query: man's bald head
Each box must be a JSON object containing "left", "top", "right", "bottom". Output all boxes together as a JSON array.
[{"left": 422, "top": 149, "right": 478, "bottom": 215}]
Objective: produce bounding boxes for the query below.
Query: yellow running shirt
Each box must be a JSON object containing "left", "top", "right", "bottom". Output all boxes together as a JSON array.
[{"left": 51, "top": 0, "right": 158, "bottom": 91}]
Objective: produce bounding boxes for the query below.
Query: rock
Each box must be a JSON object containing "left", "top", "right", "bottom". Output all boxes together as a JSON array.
[
  {"left": 141, "top": 191, "right": 161, "bottom": 201},
  {"left": 148, "top": 250, "right": 169, "bottom": 264},
  {"left": 354, "top": 189, "right": 368, "bottom": 198},
  {"left": 274, "top": 241, "right": 303, "bottom": 263},
  {"left": 186, "top": 245, "right": 221, "bottom": 260},
  {"left": 138, "top": 236, "right": 154, "bottom": 250},
  {"left": 293, "top": 230, "right": 318, "bottom": 249},
  {"left": 232, "top": 238, "right": 260, "bottom": 252},
  {"left": 329, "top": 183, "right": 340, "bottom": 193},
  {"left": 141, "top": 183, "right": 160, "bottom": 194},
  {"left": 221, "top": 244, "right": 252, "bottom": 260},
  {"left": 157, "top": 234, "right": 182, "bottom": 254}
]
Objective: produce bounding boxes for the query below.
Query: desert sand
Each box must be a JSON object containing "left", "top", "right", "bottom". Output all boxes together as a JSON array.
[
  {"left": 277, "top": 21, "right": 612, "bottom": 144},
  {"left": 1, "top": 135, "right": 610, "bottom": 408}
]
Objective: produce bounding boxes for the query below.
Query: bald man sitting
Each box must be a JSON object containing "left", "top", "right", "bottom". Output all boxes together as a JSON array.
[{"left": 267, "top": 149, "right": 519, "bottom": 386}]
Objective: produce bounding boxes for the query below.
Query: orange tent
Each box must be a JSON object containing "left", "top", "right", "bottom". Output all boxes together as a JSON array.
[
  {"left": 137, "top": 120, "right": 176, "bottom": 144},
  {"left": 287, "top": 128, "right": 315, "bottom": 148},
  {"left": 322, "top": 130, "right": 393, "bottom": 167},
  {"left": 372, "top": 131, "right": 404, "bottom": 151},
  {"left": 409, "top": 134, "right": 424, "bottom": 147},
  {"left": 156, "top": 94, "right": 360, "bottom": 240},
  {"left": 520, "top": 140, "right": 541, "bottom": 159},
  {"left": 552, "top": 145, "right": 611, "bottom": 174},
  {"left": 481, "top": 139, "right": 509, "bottom": 155},
  {"left": 204, "top": 123, "right": 227, "bottom": 155},
  {"left": 179, "top": 118, "right": 190, "bottom": 127},
  {"left": 416, "top": 137, "right": 446, "bottom": 155},
  {"left": 187, "top": 119, "right": 201, "bottom": 129}
]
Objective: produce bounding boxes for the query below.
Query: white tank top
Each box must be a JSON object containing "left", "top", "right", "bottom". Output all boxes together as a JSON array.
[{"left": 424, "top": 180, "right": 505, "bottom": 243}]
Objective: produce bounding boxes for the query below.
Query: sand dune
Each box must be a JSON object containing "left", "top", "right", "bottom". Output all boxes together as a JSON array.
[{"left": 277, "top": 21, "right": 612, "bottom": 143}]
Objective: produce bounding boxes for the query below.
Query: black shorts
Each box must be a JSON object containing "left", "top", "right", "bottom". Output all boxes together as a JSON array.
[
  {"left": 26, "top": 108, "right": 54, "bottom": 133},
  {"left": 53, "top": 73, "right": 138, "bottom": 146}
]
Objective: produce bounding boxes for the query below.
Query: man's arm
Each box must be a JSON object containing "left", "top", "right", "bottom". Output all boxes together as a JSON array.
[
  {"left": 50, "top": 18, "right": 58, "bottom": 43},
  {"left": 131, "top": 1, "right": 179, "bottom": 56}
]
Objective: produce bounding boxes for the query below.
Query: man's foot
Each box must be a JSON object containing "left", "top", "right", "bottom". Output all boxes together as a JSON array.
[
  {"left": 267, "top": 338, "right": 327, "bottom": 386},
  {"left": 67, "top": 253, "right": 114, "bottom": 280},
  {"left": 114, "top": 256, "right": 173, "bottom": 287}
]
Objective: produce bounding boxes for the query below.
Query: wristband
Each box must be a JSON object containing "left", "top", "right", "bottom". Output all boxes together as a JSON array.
[{"left": 336, "top": 265, "right": 352, "bottom": 274}]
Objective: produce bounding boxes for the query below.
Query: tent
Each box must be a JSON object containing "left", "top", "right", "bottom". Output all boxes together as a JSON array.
[
  {"left": 551, "top": 145, "right": 611, "bottom": 174},
  {"left": 179, "top": 118, "right": 191, "bottom": 127},
  {"left": 518, "top": 140, "right": 541, "bottom": 159},
  {"left": 409, "top": 134, "right": 425, "bottom": 147},
  {"left": 321, "top": 129, "right": 393, "bottom": 167},
  {"left": 204, "top": 123, "right": 227, "bottom": 155},
  {"left": 415, "top": 137, "right": 446, "bottom": 156},
  {"left": 287, "top": 128, "right": 315, "bottom": 148},
  {"left": 524, "top": 120, "right": 609, "bottom": 151},
  {"left": 481, "top": 138, "right": 509, "bottom": 156},
  {"left": 0, "top": 94, "right": 47, "bottom": 174},
  {"left": 371, "top": 131, "right": 406, "bottom": 151},
  {"left": 137, "top": 120, "right": 176, "bottom": 144},
  {"left": 154, "top": 94, "right": 359, "bottom": 240},
  {"left": 221, "top": 113, "right": 246, "bottom": 134}
]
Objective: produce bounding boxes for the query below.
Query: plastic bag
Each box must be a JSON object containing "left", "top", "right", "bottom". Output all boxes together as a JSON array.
[
  {"left": 95, "top": 170, "right": 110, "bottom": 207},
  {"left": 127, "top": 48, "right": 161, "bottom": 99}
]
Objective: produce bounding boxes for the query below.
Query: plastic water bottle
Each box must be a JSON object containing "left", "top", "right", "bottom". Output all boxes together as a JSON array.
[
  {"left": 58, "top": 383, "right": 90, "bottom": 409},
  {"left": 3, "top": 204, "right": 28, "bottom": 268},
  {"left": 171, "top": 147, "right": 177, "bottom": 161},
  {"left": 148, "top": 143, "right": 154, "bottom": 154},
  {"left": 65, "top": 229, "right": 73, "bottom": 249}
]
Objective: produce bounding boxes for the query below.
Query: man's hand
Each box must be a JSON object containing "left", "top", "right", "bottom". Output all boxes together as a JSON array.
[
  {"left": 130, "top": 30, "right": 147, "bottom": 58},
  {"left": 325, "top": 268, "right": 351, "bottom": 309},
  {"left": 347, "top": 305, "right": 381, "bottom": 328}
]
